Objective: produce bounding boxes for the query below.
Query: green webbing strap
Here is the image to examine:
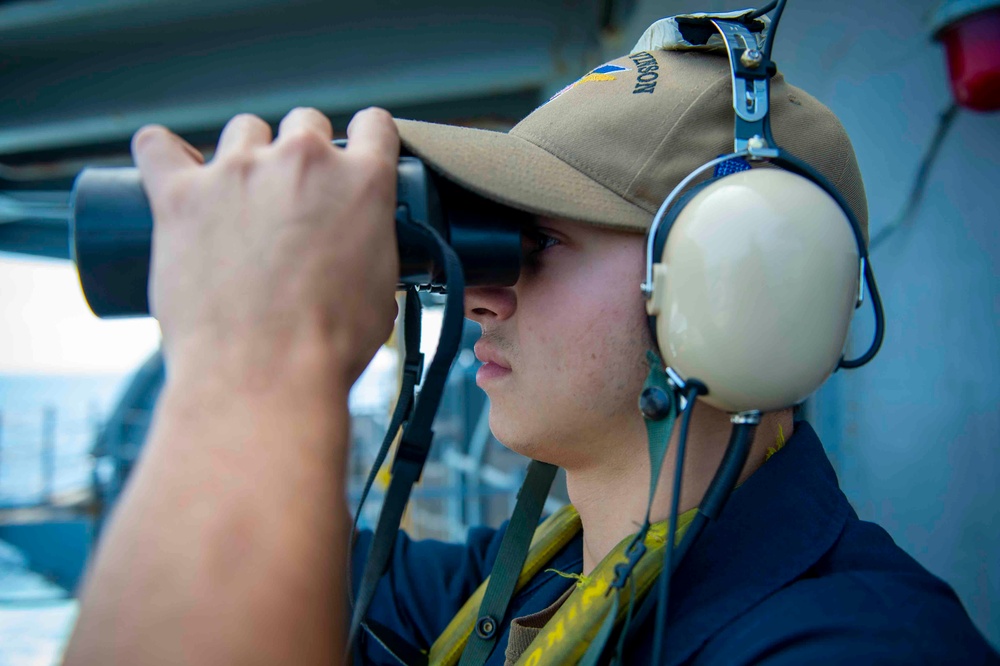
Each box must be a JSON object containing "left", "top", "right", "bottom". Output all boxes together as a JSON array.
[
  {"left": 363, "top": 618, "right": 430, "bottom": 666},
  {"left": 349, "top": 288, "right": 423, "bottom": 606},
  {"left": 457, "top": 460, "right": 558, "bottom": 666},
  {"left": 351, "top": 457, "right": 424, "bottom": 648},
  {"left": 579, "top": 351, "right": 677, "bottom": 665},
  {"left": 639, "top": 350, "right": 678, "bottom": 516},
  {"left": 348, "top": 219, "right": 466, "bottom": 662}
]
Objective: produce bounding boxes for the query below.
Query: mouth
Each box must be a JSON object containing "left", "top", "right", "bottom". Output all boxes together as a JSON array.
[
  {"left": 474, "top": 339, "right": 512, "bottom": 385},
  {"left": 473, "top": 340, "right": 511, "bottom": 370}
]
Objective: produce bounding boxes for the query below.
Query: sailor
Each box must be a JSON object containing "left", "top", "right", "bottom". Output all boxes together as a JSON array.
[{"left": 65, "top": 31, "right": 997, "bottom": 666}]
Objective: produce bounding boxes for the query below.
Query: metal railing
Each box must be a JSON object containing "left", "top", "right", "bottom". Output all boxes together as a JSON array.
[
  {"left": 0, "top": 407, "right": 105, "bottom": 513},
  {"left": 0, "top": 362, "right": 548, "bottom": 541}
]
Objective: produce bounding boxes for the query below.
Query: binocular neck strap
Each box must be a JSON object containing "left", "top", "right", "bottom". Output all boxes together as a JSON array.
[
  {"left": 347, "top": 286, "right": 423, "bottom": 604},
  {"left": 348, "top": 218, "right": 467, "bottom": 660}
]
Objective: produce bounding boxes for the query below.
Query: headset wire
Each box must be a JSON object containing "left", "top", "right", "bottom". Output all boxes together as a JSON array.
[
  {"left": 650, "top": 381, "right": 704, "bottom": 660},
  {"left": 762, "top": 0, "right": 788, "bottom": 60},
  {"left": 749, "top": 0, "right": 779, "bottom": 19}
]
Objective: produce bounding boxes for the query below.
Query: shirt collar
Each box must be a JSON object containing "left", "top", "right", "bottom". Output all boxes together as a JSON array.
[{"left": 661, "top": 421, "right": 851, "bottom": 665}]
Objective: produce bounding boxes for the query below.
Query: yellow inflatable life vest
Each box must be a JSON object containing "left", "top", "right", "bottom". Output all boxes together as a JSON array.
[{"left": 428, "top": 504, "right": 696, "bottom": 666}]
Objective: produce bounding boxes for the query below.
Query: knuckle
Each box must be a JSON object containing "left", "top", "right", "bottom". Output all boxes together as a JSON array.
[
  {"left": 286, "top": 106, "right": 327, "bottom": 123},
  {"left": 218, "top": 114, "right": 270, "bottom": 145},
  {"left": 215, "top": 151, "right": 257, "bottom": 179},
  {"left": 282, "top": 130, "right": 317, "bottom": 151},
  {"left": 151, "top": 174, "right": 193, "bottom": 218},
  {"left": 364, "top": 106, "right": 394, "bottom": 125},
  {"left": 358, "top": 154, "right": 397, "bottom": 192},
  {"left": 227, "top": 113, "right": 267, "bottom": 130},
  {"left": 132, "top": 124, "right": 171, "bottom": 154},
  {"left": 278, "top": 129, "right": 330, "bottom": 160}
]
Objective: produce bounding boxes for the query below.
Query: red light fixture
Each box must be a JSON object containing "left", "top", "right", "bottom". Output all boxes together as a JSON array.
[{"left": 932, "top": 0, "right": 1000, "bottom": 111}]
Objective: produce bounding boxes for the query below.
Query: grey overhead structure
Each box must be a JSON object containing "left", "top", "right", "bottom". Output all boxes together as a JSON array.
[{"left": 0, "top": 0, "right": 628, "bottom": 258}]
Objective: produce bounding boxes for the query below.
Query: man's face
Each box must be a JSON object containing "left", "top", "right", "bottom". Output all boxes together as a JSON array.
[{"left": 465, "top": 217, "right": 652, "bottom": 468}]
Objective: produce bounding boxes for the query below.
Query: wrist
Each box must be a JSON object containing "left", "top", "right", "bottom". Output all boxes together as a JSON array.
[
  {"left": 157, "top": 338, "right": 353, "bottom": 462},
  {"left": 164, "top": 321, "right": 357, "bottom": 401}
]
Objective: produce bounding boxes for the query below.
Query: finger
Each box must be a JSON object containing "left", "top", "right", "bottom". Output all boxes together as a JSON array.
[
  {"left": 132, "top": 125, "right": 202, "bottom": 187},
  {"left": 215, "top": 114, "right": 272, "bottom": 159},
  {"left": 277, "top": 107, "right": 333, "bottom": 143},
  {"left": 345, "top": 107, "right": 400, "bottom": 163}
]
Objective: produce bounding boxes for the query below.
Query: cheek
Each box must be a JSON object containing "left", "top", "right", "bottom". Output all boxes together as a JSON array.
[
  {"left": 579, "top": 299, "right": 650, "bottom": 418},
  {"left": 522, "top": 247, "right": 650, "bottom": 411},
  {"left": 580, "top": 246, "right": 651, "bottom": 412}
]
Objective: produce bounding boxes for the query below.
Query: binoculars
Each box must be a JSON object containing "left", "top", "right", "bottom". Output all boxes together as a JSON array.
[{"left": 71, "top": 156, "right": 525, "bottom": 317}]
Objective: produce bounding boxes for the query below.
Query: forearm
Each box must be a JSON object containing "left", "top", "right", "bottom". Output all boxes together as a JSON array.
[{"left": 65, "top": 348, "right": 353, "bottom": 666}]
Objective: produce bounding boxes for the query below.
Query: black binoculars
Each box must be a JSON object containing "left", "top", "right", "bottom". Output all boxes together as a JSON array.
[{"left": 71, "top": 155, "right": 525, "bottom": 317}]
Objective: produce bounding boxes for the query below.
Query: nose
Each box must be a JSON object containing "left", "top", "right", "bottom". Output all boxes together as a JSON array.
[{"left": 465, "top": 286, "right": 516, "bottom": 324}]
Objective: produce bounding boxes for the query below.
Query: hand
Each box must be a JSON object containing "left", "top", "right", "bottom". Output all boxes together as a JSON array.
[{"left": 132, "top": 107, "right": 400, "bottom": 390}]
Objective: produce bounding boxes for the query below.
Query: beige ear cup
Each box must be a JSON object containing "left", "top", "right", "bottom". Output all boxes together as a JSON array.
[{"left": 646, "top": 168, "right": 861, "bottom": 413}]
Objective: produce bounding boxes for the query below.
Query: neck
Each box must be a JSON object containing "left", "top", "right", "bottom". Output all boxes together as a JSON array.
[{"left": 564, "top": 405, "right": 793, "bottom": 574}]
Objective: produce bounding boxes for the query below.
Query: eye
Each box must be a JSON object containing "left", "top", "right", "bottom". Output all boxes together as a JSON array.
[{"left": 522, "top": 228, "right": 560, "bottom": 260}]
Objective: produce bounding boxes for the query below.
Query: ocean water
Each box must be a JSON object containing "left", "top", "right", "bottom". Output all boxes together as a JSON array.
[
  {"left": 0, "top": 540, "right": 76, "bottom": 666},
  {"left": 0, "top": 373, "right": 127, "bottom": 666},
  {"left": 0, "top": 373, "right": 130, "bottom": 507},
  {"left": 0, "top": 360, "right": 399, "bottom": 664},
  {"left": 0, "top": 373, "right": 128, "bottom": 420}
]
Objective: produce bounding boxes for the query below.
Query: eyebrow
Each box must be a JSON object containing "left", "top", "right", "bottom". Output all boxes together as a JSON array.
[{"left": 520, "top": 217, "right": 544, "bottom": 234}]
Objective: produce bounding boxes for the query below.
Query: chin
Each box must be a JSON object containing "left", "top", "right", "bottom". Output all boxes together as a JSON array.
[
  {"left": 487, "top": 407, "right": 570, "bottom": 468},
  {"left": 489, "top": 408, "right": 542, "bottom": 458},
  {"left": 488, "top": 410, "right": 525, "bottom": 451}
]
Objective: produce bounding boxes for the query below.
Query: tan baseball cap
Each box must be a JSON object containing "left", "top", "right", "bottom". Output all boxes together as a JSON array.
[{"left": 394, "top": 48, "right": 868, "bottom": 241}]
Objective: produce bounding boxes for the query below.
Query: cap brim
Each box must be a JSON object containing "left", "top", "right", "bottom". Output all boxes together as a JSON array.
[{"left": 394, "top": 118, "right": 652, "bottom": 233}]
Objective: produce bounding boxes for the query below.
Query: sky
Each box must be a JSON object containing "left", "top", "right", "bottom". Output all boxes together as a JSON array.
[
  {"left": 0, "top": 251, "right": 441, "bottom": 383},
  {"left": 0, "top": 253, "right": 161, "bottom": 375}
]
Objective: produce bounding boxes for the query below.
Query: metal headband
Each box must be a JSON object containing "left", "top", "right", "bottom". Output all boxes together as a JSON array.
[
  {"left": 711, "top": 18, "right": 776, "bottom": 152},
  {"left": 642, "top": 18, "right": 779, "bottom": 297},
  {"left": 642, "top": 150, "right": 748, "bottom": 297}
]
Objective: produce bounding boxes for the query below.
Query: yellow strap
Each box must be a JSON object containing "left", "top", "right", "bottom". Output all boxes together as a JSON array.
[
  {"left": 428, "top": 504, "right": 582, "bottom": 666},
  {"left": 514, "top": 508, "right": 697, "bottom": 666}
]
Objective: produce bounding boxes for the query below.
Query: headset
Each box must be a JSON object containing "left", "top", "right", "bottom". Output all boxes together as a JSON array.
[
  {"left": 621, "top": 3, "right": 886, "bottom": 663},
  {"left": 642, "top": 11, "right": 884, "bottom": 412}
]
